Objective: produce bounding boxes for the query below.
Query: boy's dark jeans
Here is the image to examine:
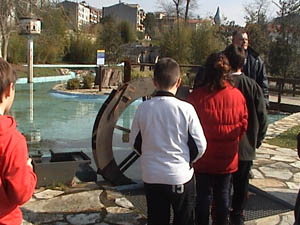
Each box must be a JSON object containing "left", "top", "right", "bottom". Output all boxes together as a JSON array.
[
  {"left": 231, "top": 161, "right": 253, "bottom": 214},
  {"left": 144, "top": 175, "right": 196, "bottom": 225},
  {"left": 195, "top": 173, "right": 232, "bottom": 225}
]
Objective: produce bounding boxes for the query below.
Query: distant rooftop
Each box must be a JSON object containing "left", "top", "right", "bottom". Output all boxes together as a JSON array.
[
  {"left": 103, "top": 2, "right": 141, "bottom": 9},
  {"left": 128, "top": 4, "right": 140, "bottom": 8}
]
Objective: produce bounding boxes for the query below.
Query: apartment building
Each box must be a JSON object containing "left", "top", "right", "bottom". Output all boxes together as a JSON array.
[
  {"left": 78, "top": 1, "right": 90, "bottom": 27},
  {"left": 89, "top": 6, "right": 101, "bottom": 24},
  {"left": 137, "top": 7, "right": 146, "bottom": 32},
  {"left": 102, "top": 3, "right": 145, "bottom": 32},
  {"left": 59, "top": 1, "right": 100, "bottom": 30}
]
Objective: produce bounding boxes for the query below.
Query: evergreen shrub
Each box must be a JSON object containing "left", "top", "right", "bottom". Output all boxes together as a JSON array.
[
  {"left": 82, "top": 74, "right": 95, "bottom": 89},
  {"left": 67, "top": 78, "right": 80, "bottom": 90}
]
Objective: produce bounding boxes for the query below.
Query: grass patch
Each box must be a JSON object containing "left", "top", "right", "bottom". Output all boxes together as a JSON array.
[
  {"left": 266, "top": 125, "right": 300, "bottom": 149},
  {"left": 13, "top": 64, "right": 64, "bottom": 78},
  {"left": 131, "top": 66, "right": 153, "bottom": 80},
  {"left": 130, "top": 66, "right": 194, "bottom": 86}
]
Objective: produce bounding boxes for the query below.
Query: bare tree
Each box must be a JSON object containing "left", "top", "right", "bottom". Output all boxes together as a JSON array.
[
  {"left": 172, "top": 0, "right": 183, "bottom": 21},
  {"left": 0, "top": 0, "right": 16, "bottom": 60},
  {"left": 15, "top": 0, "right": 49, "bottom": 17},
  {"left": 157, "top": 0, "right": 185, "bottom": 19},
  {"left": 244, "top": 0, "right": 270, "bottom": 24},
  {"left": 184, "top": 0, "right": 198, "bottom": 21},
  {"left": 184, "top": 0, "right": 191, "bottom": 21},
  {"left": 157, "top": 0, "right": 198, "bottom": 22},
  {"left": 0, "top": 0, "right": 49, "bottom": 60}
]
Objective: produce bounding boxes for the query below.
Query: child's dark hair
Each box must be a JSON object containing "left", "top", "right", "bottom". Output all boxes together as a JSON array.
[
  {"left": 193, "top": 66, "right": 205, "bottom": 89},
  {"left": 224, "top": 45, "right": 246, "bottom": 71},
  {"left": 203, "top": 52, "right": 232, "bottom": 91},
  {"left": 0, "top": 58, "right": 17, "bottom": 101},
  {"left": 154, "top": 57, "right": 180, "bottom": 89}
]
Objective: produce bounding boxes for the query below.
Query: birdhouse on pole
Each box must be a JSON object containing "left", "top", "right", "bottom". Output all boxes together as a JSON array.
[
  {"left": 19, "top": 16, "right": 41, "bottom": 36},
  {"left": 19, "top": 16, "right": 41, "bottom": 83}
]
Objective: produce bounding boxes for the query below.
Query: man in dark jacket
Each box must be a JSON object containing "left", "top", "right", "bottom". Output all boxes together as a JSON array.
[
  {"left": 224, "top": 45, "right": 268, "bottom": 225},
  {"left": 232, "top": 30, "right": 269, "bottom": 108}
]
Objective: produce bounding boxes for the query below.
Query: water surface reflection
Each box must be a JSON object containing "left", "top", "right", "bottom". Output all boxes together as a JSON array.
[{"left": 12, "top": 82, "right": 140, "bottom": 157}]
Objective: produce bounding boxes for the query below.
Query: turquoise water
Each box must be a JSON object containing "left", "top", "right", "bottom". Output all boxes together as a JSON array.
[
  {"left": 11, "top": 82, "right": 286, "bottom": 156},
  {"left": 10, "top": 82, "right": 288, "bottom": 181},
  {"left": 11, "top": 82, "right": 140, "bottom": 155},
  {"left": 268, "top": 112, "right": 288, "bottom": 124}
]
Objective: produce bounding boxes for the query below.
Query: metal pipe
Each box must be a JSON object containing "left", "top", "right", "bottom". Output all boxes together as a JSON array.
[{"left": 27, "top": 38, "right": 34, "bottom": 83}]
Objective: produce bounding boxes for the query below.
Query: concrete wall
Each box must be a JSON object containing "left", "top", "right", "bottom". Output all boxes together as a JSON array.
[{"left": 103, "top": 3, "right": 137, "bottom": 29}]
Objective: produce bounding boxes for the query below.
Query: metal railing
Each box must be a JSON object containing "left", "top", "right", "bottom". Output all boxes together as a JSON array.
[
  {"left": 268, "top": 76, "right": 300, "bottom": 103},
  {"left": 27, "top": 63, "right": 300, "bottom": 106}
]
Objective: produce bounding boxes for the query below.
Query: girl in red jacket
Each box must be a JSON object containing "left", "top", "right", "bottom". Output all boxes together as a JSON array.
[
  {"left": 187, "top": 52, "right": 248, "bottom": 225},
  {"left": 0, "top": 58, "right": 37, "bottom": 225}
]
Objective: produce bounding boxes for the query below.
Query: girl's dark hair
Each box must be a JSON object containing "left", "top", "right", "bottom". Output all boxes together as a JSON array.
[
  {"left": 193, "top": 66, "right": 205, "bottom": 89},
  {"left": 224, "top": 45, "right": 245, "bottom": 71},
  {"left": 202, "top": 52, "right": 232, "bottom": 91},
  {"left": 0, "top": 58, "right": 17, "bottom": 102}
]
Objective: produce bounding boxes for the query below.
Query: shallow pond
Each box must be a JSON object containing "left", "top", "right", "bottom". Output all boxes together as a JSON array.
[
  {"left": 12, "top": 82, "right": 287, "bottom": 153},
  {"left": 12, "top": 82, "right": 139, "bottom": 156},
  {"left": 11, "top": 82, "right": 287, "bottom": 180}
]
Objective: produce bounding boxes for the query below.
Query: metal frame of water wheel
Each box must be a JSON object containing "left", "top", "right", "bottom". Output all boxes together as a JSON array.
[{"left": 92, "top": 78, "right": 156, "bottom": 185}]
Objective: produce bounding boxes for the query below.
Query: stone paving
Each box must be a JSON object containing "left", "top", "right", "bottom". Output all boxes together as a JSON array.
[
  {"left": 22, "top": 182, "right": 147, "bottom": 225},
  {"left": 245, "top": 111, "right": 300, "bottom": 225},
  {"left": 22, "top": 100, "right": 300, "bottom": 225}
]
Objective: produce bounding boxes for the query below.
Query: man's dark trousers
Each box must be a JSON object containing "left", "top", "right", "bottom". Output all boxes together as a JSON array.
[
  {"left": 144, "top": 176, "right": 196, "bottom": 225},
  {"left": 231, "top": 161, "right": 253, "bottom": 214}
]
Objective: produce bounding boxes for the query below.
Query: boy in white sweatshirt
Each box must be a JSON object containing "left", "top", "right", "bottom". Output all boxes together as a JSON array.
[{"left": 130, "top": 57, "right": 207, "bottom": 225}]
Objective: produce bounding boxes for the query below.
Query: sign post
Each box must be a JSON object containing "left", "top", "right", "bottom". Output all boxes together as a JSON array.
[
  {"left": 97, "top": 50, "right": 105, "bottom": 66},
  {"left": 96, "top": 50, "right": 105, "bottom": 91}
]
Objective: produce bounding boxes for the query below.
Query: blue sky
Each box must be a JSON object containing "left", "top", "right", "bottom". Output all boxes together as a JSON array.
[{"left": 83, "top": 0, "right": 279, "bottom": 26}]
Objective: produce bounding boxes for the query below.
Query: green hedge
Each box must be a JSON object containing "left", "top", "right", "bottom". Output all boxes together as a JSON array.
[{"left": 67, "top": 78, "right": 80, "bottom": 90}]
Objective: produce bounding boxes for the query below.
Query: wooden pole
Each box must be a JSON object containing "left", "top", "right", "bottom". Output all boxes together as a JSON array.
[
  {"left": 277, "top": 82, "right": 282, "bottom": 104},
  {"left": 124, "top": 59, "right": 131, "bottom": 83},
  {"left": 277, "top": 82, "right": 283, "bottom": 111},
  {"left": 97, "top": 66, "right": 102, "bottom": 92}
]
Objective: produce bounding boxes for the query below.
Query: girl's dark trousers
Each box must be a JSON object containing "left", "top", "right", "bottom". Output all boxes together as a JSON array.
[{"left": 195, "top": 173, "right": 232, "bottom": 225}]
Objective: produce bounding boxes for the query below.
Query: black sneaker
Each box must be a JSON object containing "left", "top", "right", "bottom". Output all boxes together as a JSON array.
[{"left": 230, "top": 211, "right": 245, "bottom": 225}]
